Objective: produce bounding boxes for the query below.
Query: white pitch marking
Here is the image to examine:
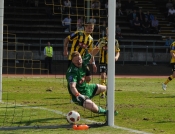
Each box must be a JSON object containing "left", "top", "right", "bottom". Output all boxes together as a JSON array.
[{"left": 0, "top": 102, "right": 152, "bottom": 134}]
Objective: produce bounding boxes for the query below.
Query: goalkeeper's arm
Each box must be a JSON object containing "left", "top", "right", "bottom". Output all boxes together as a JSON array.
[{"left": 69, "top": 82, "right": 88, "bottom": 103}]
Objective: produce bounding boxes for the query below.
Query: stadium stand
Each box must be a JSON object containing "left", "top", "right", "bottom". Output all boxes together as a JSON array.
[{"left": 3, "top": 0, "right": 174, "bottom": 74}]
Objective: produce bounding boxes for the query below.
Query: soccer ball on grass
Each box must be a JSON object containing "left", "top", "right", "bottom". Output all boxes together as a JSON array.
[{"left": 66, "top": 110, "right": 80, "bottom": 124}]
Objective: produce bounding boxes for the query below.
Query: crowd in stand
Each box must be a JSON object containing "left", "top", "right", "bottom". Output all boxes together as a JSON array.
[
  {"left": 127, "top": 8, "right": 161, "bottom": 34},
  {"left": 60, "top": 0, "right": 165, "bottom": 39},
  {"left": 6, "top": 0, "right": 175, "bottom": 39}
]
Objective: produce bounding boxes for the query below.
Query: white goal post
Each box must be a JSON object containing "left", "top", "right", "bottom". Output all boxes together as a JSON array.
[
  {"left": 107, "top": 0, "right": 116, "bottom": 126},
  {"left": 0, "top": 0, "right": 4, "bottom": 102}
]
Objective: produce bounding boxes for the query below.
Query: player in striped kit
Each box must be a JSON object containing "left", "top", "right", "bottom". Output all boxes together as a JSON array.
[{"left": 93, "top": 27, "right": 120, "bottom": 98}]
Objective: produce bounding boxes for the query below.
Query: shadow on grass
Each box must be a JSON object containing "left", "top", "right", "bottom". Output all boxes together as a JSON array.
[
  {"left": 156, "top": 120, "right": 175, "bottom": 123},
  {"left": 0, "top": 122, "right": 107, "bottom": 131},
  {"left": 13, "top": 117, "right": 65, "bottom": 126},
  {"left": 44, "top": 97, "right": 68, "bottom": 100},
  {"left": 148, "top": 95, "right": 175, "bottom": 98}
]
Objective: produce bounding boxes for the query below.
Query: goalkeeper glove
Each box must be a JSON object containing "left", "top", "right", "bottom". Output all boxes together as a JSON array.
[{"left": 76, "top": 93, "right": 88, "bottom": 103}]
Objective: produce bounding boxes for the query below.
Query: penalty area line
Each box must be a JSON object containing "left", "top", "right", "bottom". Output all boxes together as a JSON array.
[{"left": 0, "top": 102, "right": 152, "bottom": 134}]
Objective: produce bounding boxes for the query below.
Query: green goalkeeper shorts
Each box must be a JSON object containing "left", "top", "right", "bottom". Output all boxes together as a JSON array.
[{"left": 72, "top": 83, "right": 98, "bottom": 106}]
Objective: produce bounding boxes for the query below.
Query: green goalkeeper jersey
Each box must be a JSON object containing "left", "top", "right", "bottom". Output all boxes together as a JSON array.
[{"left": 66, "top": 52, "right": 92, "bottom": 95}]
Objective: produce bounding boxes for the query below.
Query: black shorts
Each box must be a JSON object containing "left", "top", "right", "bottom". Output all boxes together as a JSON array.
[
  {"left": 171, "top": 63, "right": 175, "bottom": 72},
  {"left": 99, "top": 64, "right": 107, "bottom": 73},
  {"left": 68, "top": 60, "right": 91, "bottom": 76}
]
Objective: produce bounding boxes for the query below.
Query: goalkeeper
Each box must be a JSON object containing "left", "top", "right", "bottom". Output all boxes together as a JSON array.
[
  {"left": 66, "top": 50, "right": 107, "bottom": 114},
  {"left": 93, "top": 27, "right": 120, "bottom": 98}
]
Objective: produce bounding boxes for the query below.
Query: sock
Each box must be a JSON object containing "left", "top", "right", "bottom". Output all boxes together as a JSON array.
[
  {"left": 98, "top": 106, "right": 107, "bottom": 114},
  {"left": 100, "top": 79, "right": 106, "bottom": 96},
  {"left": 101, "top": 79, "right": 106, "bottom": 85},
  {"left": 164, "top": 75, "right": 174, "bottom": 85}
]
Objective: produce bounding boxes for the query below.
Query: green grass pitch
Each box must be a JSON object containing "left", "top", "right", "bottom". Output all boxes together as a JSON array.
[{"left": 0, "top": 77, "right": 175, "bottom": 134}]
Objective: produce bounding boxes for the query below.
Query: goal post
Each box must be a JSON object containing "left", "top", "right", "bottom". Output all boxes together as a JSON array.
[
  {"left": 0, "top": 0, "right": 4, "bottom": 102},
  {"left": 107, "top": 0, "right": 116, "bottom": 126}
]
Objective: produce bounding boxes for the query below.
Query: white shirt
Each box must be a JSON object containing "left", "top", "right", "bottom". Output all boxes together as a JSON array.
[
  {"left": 62, "top": 17, "right": 72, "bottom": 26},
  {"left": 105, "top": 3, "right": 108, "bottom": 8},
  {"left": 64, "top": 0, "right": 71, "bottom": 7},
  {"left": 89, "top": 18, "right": 96, "bottom": 24},
  {"left": 168, "top": 8, "right": 175, "bottom": 15}
]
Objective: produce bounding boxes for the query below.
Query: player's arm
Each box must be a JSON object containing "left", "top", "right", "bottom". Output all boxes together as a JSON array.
[
  {"left": 69, "top": 82, "right": 79, "bottom": 96},
  {"left": 69, "top": 82, "right": 88, "bottom": 102},
  {"left": 63, "top": 37, "right": 69, "bottom": 57},
  {"left": 170, "top": 51, "right": 175, "bottom": 58},
  {"left": 115, "top": 41, "right": 120, "bottom": 61},
  {"left": 91, "top": 47, "right": 99, "bottom": 56},
  {"left": 92, "top": 39, "right": 102, "bottom": 56},
  {"left": 115, "top": 51, "right": 120, "bottom": 61},
  {"left": 89, "top": 42, "right": 97, "bottom": 73}
]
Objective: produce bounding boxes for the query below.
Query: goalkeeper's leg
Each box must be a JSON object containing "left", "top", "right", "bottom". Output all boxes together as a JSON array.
[
  {"left": 83, "top": 99, "right": 106, "bottom": 114},
  {"left": 83, "top": 99, "right": 118, "bottom": 116}
]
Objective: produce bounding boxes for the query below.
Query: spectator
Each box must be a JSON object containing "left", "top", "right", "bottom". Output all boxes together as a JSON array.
[
  {"left": 151, "top": 16, "right": 161, "bottom": 34},
  {"left": 62, "top": 15, "right": 72, "bottom": 32},
  {"left": 63, "top": 0, "right": 73, "bottom": 14},
  {"left": 142, "top": 17, "right": 151, "bottom": 34},
  {"left": 99, "top": 0, "right": 105, "bottom": 15},
  {"left": 128, "top": 9, "right": 138, "bottom": 27},
  {"left": 166, "top": 0, "right": 173, "bottom": 11},
  {"left": 138, "top": 8, "right": 145, "bottom": 25},
  {"left": 100, "top": 20, "right": 107, "bottom": 37},
  {"left": 165, "top": 36, "right": 174, "bottom": 46},
  {"left": 125, "top": 0, "right": 134, "bottom": 15},
  {"left": 91, "top": 0, "right": 101, "bottom": 16},
  {"left": 116, "top": 24, "right": 123, "bottom": 38},
  {"left": 44, "top": 42, "right": 53, "bottom": 74},
  {"left": 89, "top": 16, "right": 98, "bottom": 31},
  {"left": 168, "top": 6, "right": 175, "bottom": 22},
  {"left": 145, "top": 11, "right": 154, "bottom": 24},
  {"left": 77, "top": 16, "right": 84, "bottom": 28},
  {"left": 77, "top": 16, "right": 84, "bottom": 31},
  {"left": 77, "top": 23, "right": 84, "bottom": 31},
  {"left": 133, "top": 17, "right": 141, "bottom": 33},
  {"left": 116, "top": 0, "right": 123, "bottom": 16},
  {"left": 104, "top": 1, "right": 108, "bottom": 16}
]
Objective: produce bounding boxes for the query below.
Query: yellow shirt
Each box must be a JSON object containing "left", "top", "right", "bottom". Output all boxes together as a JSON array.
[
  {"left": 170, "top": 42, "right": 175, "bottom": 63},
  {"left": 95, "top": 37, "right": 120, "bottom": 64},
  {"left": 67, "top": 31, "right": 93, "bottom": 60}
]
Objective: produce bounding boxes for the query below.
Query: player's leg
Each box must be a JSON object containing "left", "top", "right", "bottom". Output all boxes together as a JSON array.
[
  {"left": 100, "top": 72, "right": 106, "bottom": 85},
  {"left": 83, "top": 99, "right": 106, "bottom": 114},
  {"left": 44, "top": 57, "right": 48, "bottom": 73},
  {"left": 162, "top": 63, "right": 175, "bottom": 90},
  {"left": 99, "top": 64, "right": 107, "bottom": 98},
  {"left": 83, "top": 84, "right": 107, "bottom": 114},
  {"left": 48, "top": 57, "right": 52, "bottom": 74}
]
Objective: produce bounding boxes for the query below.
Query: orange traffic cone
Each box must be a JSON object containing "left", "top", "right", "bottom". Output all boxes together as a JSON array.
[{"left": 72, "top": 124, "right": 89, "bottom": 130}]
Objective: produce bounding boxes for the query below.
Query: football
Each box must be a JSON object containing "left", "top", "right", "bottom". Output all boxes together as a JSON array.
[{"left": 66, "top": 110, "right": 80, "bottom": 124}]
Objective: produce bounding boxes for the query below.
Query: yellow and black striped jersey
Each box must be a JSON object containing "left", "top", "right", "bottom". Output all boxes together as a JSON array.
[
  {"left": 67, "top": 31, "right": 93, "bottom": 60},
  {"left": 95, "top": 37, "right": 120, "bottom": 64},
  {"left": 170, "top": 41, "right": 175, "bottom": 63}
]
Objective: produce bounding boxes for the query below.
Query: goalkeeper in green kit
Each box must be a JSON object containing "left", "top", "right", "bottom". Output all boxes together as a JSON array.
[{"left": 66, "top": 50, "right": 109, "bottom": 114}]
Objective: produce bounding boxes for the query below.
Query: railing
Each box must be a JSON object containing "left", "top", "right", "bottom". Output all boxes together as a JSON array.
[
  {"left": 3, "top": 40, "right": 171, "bottom": 65},
  {"left": 119, "top": 45, "right": 170, "bottom": 65}
]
